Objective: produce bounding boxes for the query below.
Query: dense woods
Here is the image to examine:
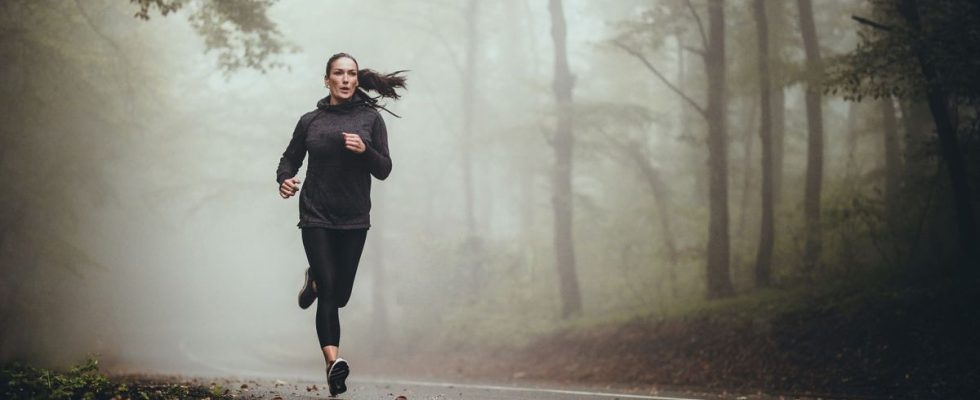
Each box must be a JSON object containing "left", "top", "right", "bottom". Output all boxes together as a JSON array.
[{"left": 1, "top": 0, "right": 978, "bottom": 398}]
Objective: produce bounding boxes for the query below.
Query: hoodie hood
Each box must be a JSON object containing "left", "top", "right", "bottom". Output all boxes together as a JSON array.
[
  {"left": 316, "top": 88, "right": 402, "bottom": 118},
  {"left": 316, "top": 88, "right": 372, "bottom": 112}
]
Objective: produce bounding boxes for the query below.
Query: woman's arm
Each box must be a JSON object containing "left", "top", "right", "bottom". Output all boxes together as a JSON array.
[
  {"left": 360, "top": 114, "right": 392, "bottom": 180},
  {"left": 276, "top": 116, "right": 309, "bottom": 185}
]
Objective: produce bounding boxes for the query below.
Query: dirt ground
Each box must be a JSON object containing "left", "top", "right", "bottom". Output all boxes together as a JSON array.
[{"left": 360, "top": 278, "right": 979, "bottom": 400}]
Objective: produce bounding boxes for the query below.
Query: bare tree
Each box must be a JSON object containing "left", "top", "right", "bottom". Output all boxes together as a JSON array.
[
  {"left": 797, "top": 0, "right": 825, "bottom": 273},
  {"left": 753, "top": 0, "right": 774, "bottom": 287},
  {"left": 461, "top": 0, "right": 479, "bottom": 238},
  {"left": 614, "top": 0, "right": 734, "bottom": 299},
  {"left": 766, "top": 1, "right": 788, "bottom": 205},
  {"left": 703, "top": 0, "right": 734, "bottom": 298},
  {"left": 548, "top": 0, "right": 583, "bottom": 317},
  {"left": 880, "top": 97, "right": 902, "bottom": 212}
]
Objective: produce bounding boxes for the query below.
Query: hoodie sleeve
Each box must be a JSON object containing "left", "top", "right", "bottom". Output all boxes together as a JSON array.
[
  {"left": 361, "top": 113, "right": 392, "bottom": 180},
  {"left": 276, "top": 115, "right": 308, "bottom": 185}
]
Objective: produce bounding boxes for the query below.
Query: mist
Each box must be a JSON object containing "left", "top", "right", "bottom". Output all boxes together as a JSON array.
[{"left": 3, "top": 1, "right": 977, "bottom": 397}]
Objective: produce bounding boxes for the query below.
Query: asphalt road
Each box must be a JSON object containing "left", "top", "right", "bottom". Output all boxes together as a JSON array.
[
  {"left": 214, "top": 376, "right": 757, "bottom": 400},
  {"left": 160, "top": 336, "right": 777, "bottom": 399}
]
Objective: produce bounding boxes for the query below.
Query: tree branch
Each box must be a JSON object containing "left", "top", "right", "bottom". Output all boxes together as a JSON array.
[
  {"left": 852, "top": 15, "right": 894, "bottom": 31},
  {"left": 613, "top": 41, "right": 707, "bottom": 117},
  {"left": 683, "top": 45, "right": 706, "bottom": 58},
  {"left": 685, "top": 0, "right": 709, "bottom": 51},
  {"left": 74, "top": 0, "right": 136, "bottom": 119}
]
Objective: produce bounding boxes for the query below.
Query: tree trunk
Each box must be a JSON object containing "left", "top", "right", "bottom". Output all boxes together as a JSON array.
[
  {"left": 548, "top": 0, "right": 582, "bottom": 317},
  {"left": 844, "top": 101, "right": 860, "bottom": 178},
  {"left": 797, "top": 0, "right": 824, "bottom": 272},
  {"left": 881, "top": 97, "right": 902, "bottom": 211},
  {"left": 628, "top": 149, "right": 680, "bottom": 283},
  {"left": 753, "top": 0, "right": 774, "bottom": 288},
  {"left": 459, "top": 0, "right": 486, "bottom": 296},
  {"left": 705, "top": 0, "right": 734, "bottom": 299},
  {"left": 766, "top": 0, "right": 786, "bottom": 205},
  {"left": 897, "top": 0, "right": 978, "bottom": 270},
  {"left": 901, "top": 99, "right": 932, "bottom": 174},
  {"left": 736, "top": 99, "right": 757, "bottom": 244},
  {"left": 679, "top": 38, "right": 706, "bottom": 206},
  {"left": 462, "top": 0, "right": 479, "bottom": 237}
]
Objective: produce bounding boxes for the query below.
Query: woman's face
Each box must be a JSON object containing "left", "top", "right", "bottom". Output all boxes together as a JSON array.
[{"left": 325, "top": 57, "right": 358, "bottom": 103}]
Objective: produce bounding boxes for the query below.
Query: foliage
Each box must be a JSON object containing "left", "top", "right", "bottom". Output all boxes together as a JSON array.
[
  {"left": 1, "top": 358, "right": 115, "bottom": 400},
  {"left": 826, "top": 0, "right": 980, "bottom": 102},
  {"left": 826, "top": 0, "right": 980, "bottom": 271},
  {"left": 0, "top": 357, "right": 236, "bottom": 399},
  {"left": 130, "top": 0, "right": 295, "bottom": 74}
]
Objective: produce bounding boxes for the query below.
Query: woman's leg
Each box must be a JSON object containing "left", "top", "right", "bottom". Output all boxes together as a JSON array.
[
  {"left": 302, "top": 228, "right": 342, "bottom": 361},
  {"left": 301, "top": 228, "right": 369, "bottom": 365},
  {"left": 333, "top": 228, "right": 368, "bottom": 309}
]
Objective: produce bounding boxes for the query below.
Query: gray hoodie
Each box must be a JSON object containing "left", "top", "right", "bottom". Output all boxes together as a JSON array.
[{"left": 276, "top": 90, "right": 392, "bottom": 229}]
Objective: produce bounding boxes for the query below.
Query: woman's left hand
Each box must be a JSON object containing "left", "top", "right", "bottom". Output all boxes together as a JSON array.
[{"left": 343, "top": 132, "right": 366, "bottom": 154}]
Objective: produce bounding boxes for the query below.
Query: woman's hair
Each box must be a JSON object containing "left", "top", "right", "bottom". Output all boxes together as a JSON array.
[{"left": 326, "top": 52, "right": 407, "bottom": 100}]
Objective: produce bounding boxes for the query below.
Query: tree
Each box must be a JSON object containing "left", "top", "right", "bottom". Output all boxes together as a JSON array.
[
  {"left": 614, "top": 0, "right": 735, "bottom": 299},
  {"left": 752, "top": 0, "right": 774, "bottom": 287},
  {"left": 829, "top": 0, "right": 979, "bottom": 270},
  {"left": 895, "top": 0, "right": 977, "bottom": 269},
  {"left": 462, "top": 0, "right": 480, "bottom": 237},
  {"left": 797, "top": 0, "right": 826, "bottom": 273},
  {"left": 766, "top": 1, "right": 789, "bottom": 205},
  {"left": 548, "top": 0, "right": 583, "bottom": 317},
  {"left": 880, "top": 97, "right": 901, "bottom": 213},
  {"left": 131, "top": 0, "right": 292, "bottom": 74}
]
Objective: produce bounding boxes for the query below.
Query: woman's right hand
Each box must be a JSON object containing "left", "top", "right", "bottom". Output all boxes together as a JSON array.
[{"left": 279, "top": 177, "right": 301, "bottom": 199}]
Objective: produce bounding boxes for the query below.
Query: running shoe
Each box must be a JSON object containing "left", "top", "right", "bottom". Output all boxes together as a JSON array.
[
  {"left": 327, "top": 358, "right": 350, "bottom": 397},
  {"left": 298, "top": 268, "right": 317, "bottom": 309}
]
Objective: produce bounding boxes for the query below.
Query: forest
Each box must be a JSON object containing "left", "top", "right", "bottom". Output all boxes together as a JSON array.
[{"left": 1, "top": 0, "right": 977, "bottom": 399}]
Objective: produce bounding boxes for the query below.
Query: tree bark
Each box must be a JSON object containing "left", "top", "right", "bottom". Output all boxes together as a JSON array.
[
  {"left": 736, "top": 99, "right": 757, "bottom": 244},
  {"left": 797, "top": 0, "right": 824, "bottom": 272},
  {"left": 626, "top": 147, "right": 680, "bottom": 269},
  {"left": 766, "top": 0, "right": 786, "bottom": 205},
  {"left": 461, "top": 0, "right": 479, "bottom": 238},
  {"left": 753, "top": 0, "right": 774, "bottom": 288},
  {"left": 900, "top": 99, "right": 932, "bottom": 174},
  {"left": 897, "top": 0, "right": 978, "bottom": 269},
  {"left": 548, "top": 0, "right": 582, "bottom": 317},
  {"left": 705, "top": 0, "right": 734, "bottom": 298},
  {"left": 881, "top": 97, "right": 902, "bottom": 211}
]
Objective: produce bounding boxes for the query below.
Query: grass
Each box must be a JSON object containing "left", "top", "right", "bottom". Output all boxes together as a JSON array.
[
  {"left": 560, "top": 262, "right": 947, "bottom": 336},
  {"left": 0, "top": 358, "right": 237, "bottom": 400}
]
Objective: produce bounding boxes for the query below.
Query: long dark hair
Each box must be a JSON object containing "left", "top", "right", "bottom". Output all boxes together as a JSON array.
[{"left": 326, "top": 52, "right": 407, "bottom": 100}]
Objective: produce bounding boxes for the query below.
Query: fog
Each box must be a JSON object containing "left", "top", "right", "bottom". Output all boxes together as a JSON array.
[{"left": 2, "top": 0, "right": 891, "bottom": 379}]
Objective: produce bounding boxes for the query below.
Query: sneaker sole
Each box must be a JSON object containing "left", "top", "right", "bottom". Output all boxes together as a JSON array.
[
  {"left": 298, "top": 269, "right": 316, "bottom": 309},
  {"left": 328, "top": 359, "right": 349, "bottom": 397}
]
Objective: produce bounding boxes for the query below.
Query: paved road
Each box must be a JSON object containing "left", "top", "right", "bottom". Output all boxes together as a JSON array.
[
  {"left": 216, "top": 376, "right": 753, "bottom": 400},
  {"left": 165, "top": 337, "right": 772, "bottom": 399}
]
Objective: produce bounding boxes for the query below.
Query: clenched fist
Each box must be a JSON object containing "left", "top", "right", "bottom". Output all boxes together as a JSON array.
[{"left": 279, "top": 177, "right": 301, "bottom": 199}]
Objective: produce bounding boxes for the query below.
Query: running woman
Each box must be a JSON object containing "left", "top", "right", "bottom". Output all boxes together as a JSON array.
[{"left": 277, "top": 52, "right": 406, "bottom": 397}]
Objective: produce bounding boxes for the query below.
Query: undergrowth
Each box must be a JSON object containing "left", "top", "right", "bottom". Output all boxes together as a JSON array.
[{"left": 0, "top": 358, "right": 235, "bottom": 400}]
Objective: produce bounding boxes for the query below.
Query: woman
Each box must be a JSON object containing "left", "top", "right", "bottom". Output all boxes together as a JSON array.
[{"left": 276, "top": 52, "right": 405, "bottom": 397}]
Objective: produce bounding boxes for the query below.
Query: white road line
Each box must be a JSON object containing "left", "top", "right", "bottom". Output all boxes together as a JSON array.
[{"left": 358, "top": 377, "right": 705, "bottom": 400}]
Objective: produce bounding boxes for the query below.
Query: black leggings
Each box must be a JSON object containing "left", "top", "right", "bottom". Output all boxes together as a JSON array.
[{"left": 301, "top": 228, "right": 368, "bottom": 347}]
